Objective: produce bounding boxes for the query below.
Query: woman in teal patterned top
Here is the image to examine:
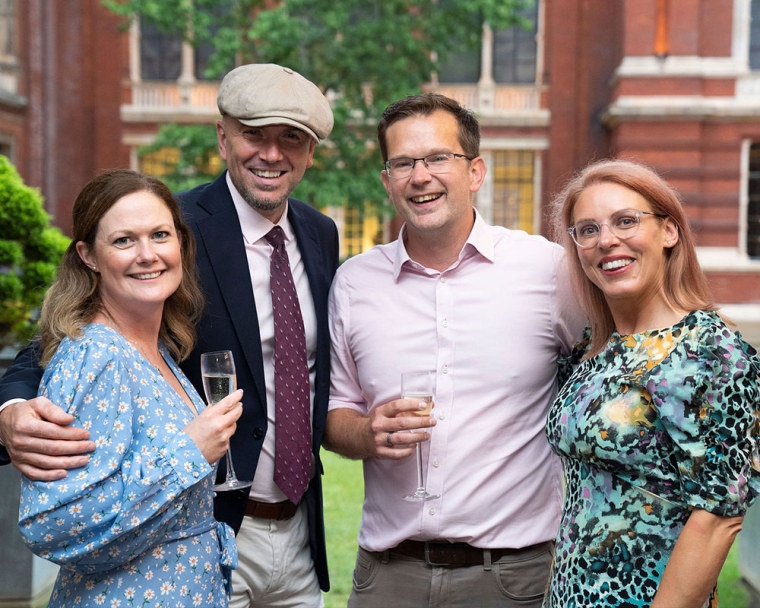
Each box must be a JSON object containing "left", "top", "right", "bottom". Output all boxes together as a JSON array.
[
  {"left": 18, "top": 171, "right": 243, "bottom": 607},
  {"left": 545, "top": 159, "right": 760, "bottom": 607}
]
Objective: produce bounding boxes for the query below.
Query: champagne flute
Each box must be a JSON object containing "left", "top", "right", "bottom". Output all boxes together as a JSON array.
[
  {"left": 201, "top": 350, "right": 252, "bottom": 491},
  {"left": 401, "top": 370, "right": 439, "bottom": 502}
]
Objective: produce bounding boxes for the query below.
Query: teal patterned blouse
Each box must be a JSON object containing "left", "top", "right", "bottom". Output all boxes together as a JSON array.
[
  {"left": 545, "top": 310, "right": 760, "bottom": 608},
  {"left": 18, "top": 324, "right": 237, "bottom": 607}
]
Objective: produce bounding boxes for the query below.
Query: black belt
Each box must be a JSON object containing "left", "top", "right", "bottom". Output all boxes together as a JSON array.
[
  {"left": 245, "top": 499, "right": 298, "bottom": 520},
  {"left": 385, "top": 539, "right": 551, "bottom": 568}
]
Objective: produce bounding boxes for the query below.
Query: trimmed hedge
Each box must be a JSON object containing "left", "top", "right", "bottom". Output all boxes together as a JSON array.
[{"left": 0, "top": 156, "right": 69, "bottom": 347}]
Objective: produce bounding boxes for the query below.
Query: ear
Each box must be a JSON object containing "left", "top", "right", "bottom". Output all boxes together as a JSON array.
[
  {"left": 216, "top": 120, "right": 228, "bottom": 161},
  {"left": 468, "top": 156, "right": 486, "bottom": 193},
  {"left": 663, "top": 217, "right": 679, "bottom": 249},
  {"left": 75, "top": 241, "right": 97, "bottom": 271},
  {"left": 304, "top": 139, "right": 317, "bottom": 170},
  {"left": 380, "top": 169, "right": 392, "bottom": 199}
]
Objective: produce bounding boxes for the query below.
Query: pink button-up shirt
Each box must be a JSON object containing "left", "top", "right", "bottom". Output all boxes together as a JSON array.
[{"left": 328, "top": 212, "right": 585, "bottom": 552}]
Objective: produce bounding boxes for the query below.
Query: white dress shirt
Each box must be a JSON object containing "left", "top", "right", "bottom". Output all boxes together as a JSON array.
[
  {"left": 227, "top": 174, "right": 317, "bottom": 502},
  {"left": 328, "top": 211, "right": 586, "bottom": 551}
]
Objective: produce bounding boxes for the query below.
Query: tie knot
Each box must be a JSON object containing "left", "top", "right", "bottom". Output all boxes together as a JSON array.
[{"left": 265, "top": 226, "right": 286, "bottom": 249}]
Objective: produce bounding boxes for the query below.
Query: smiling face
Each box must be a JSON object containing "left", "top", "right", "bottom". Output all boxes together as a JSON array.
[
  {"left": 572, "top": 181, "right": 679, "bottom": 311},
  {"left": 381, "top": 110, "right": 485, "bottom": 249},
  {"left": 76, "top": 191, "right": 183, "bottom": 322},
  {"left": 217, "top": 117, "right": 317, "bottom": 222}
]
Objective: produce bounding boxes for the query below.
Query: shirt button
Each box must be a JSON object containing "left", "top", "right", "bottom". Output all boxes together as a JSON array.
[
  {"left": 442, "top": 319, "right": 449, "bottom": 328},
  {"left": 442, "top": 365, "right": 449, "bottom": 374},
  {"left": 429, "top": 508, "right": 436, "bottom": 515},
  {"left": 438, "top": 412, "right": 445, "bottom": 420},
  {"left": 440, "top": 276, "right": 447, "bottom": 283},
  {"left": 192, "top": 472, "right": 199, "bottom": 478},
  {"left": 433, "top": 459, "right": 440, "bottom": 467}
]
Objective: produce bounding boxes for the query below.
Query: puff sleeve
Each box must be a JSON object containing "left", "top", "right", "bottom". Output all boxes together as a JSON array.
[{"left": 18, "top": 333, "right": 212, "bottom": 572}]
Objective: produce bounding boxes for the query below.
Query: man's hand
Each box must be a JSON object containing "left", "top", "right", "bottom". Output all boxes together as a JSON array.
[
  {"left": 324, "top": 398, "right": 436, "bottom": 460},
  {"left": 0, "top": 398, "right": 95, "bottom": 481}
]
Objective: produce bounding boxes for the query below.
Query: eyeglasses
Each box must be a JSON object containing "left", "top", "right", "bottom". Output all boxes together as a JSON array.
[
  {"left": 384, "top": 153, "right": 472, "bottom": 179},
  {"left": 567, "top": 209, "right": 667, "bottom": 248}
]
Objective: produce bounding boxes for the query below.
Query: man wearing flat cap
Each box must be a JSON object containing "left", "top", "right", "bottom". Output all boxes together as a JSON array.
[{"left": 0, "top": 63, "right": 338, "bottom": 607}]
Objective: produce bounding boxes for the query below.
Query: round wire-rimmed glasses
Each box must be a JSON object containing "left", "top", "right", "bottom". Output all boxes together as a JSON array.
[{"left": 567, "top": 209, "right": 667, "bottom": 249}]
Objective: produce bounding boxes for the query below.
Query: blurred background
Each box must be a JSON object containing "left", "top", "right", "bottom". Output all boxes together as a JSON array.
[{"left": 1, "top": 0, "right": 760, "bottom": 606}]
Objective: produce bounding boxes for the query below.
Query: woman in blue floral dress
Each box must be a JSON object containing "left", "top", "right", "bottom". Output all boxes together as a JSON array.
[
  {"left": 18, "top": 171, "right": 243, "bottom": 607},
  {"left": 545, "top": 159, "right": 760, "bottom": 607}
]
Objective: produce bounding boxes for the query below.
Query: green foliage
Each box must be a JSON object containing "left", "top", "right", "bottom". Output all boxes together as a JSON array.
[
  {"left": 103, "top": 0, "right": 533, "bottom": 211},
  {"left": 138, "top": 124, "right": 221, "bottom": 192},
  {"left": 0, "top": 156, "right": 70, "bottom": 347},
  {"left": 0, "top": 240, "right": 23, "bottom": 266}
]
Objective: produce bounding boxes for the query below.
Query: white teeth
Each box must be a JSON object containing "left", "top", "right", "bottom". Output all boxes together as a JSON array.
[
  {"left": 411, "top": 194, "right": 439, "bottom": 203},
  {"left": 601, "top": 259, "right": 633, "bottom": 271},
  {"left": 134, "top": 272, "right": 161, "bottom": 280},
  {"left": 253, "top": 170, "right": 283, "bottom": 178}
]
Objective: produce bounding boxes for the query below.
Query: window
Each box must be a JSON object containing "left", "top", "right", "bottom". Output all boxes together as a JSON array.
[
  {"left": 437, "top": 2, "right": 538, "bottom": 84},
  {"left": 0, "top": 0, "right": 14, "bottom": 60},
  {"left": 491, "top": 150, "right": 535, "bottom": 232},
  {"left": 747, "top": 144, "right": 760, "bottom": 258},
  {"left": 140, "top": 18, "right": 182, "bottom": 81},
  {"left": 139, "top": 147, "right": 181, "bottom": 176},
  {"left": 0, "top": 0, "right": 17, "bottom": 96},
  {"left": 751, "top": 0, "right": 760, "bottom": 70},
  {"left": 342, "top": 205, "right": 381, "bottom": 259},
  {"left": 492, "top": 4, "right": 538, "bottom": 84}
]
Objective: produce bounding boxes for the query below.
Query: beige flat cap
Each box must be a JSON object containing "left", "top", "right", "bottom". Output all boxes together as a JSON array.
[{"left": 217, "top": 63, "right": 334, "bottom": 142}]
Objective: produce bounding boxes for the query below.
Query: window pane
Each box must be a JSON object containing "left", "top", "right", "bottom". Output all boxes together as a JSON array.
[
  {"left": 491, "top": 150, "right": 535, "bottom": 233},
  {"left": 438, "top": 47, "right": 481, "bottom": 83},
  {"left": 343, "top": 204, "right": 381, "bottom": 258},
  {"left": 0, "top": 0, "right": 15, "bottom": 59},
  {"left": 493, "top": 4, "right": 538, "bottom": 84},
  {"left": 747, "top": 143, "right": 760, "bottom": 258},
  {"left": 751, "top": 0, "right": 760, "bottom": 70},
  {"left": 140, "top": 18, "right": 182, "bottom": 81},
  {"left": 436, "top": 0, "right": 482, "bottom": 83}
]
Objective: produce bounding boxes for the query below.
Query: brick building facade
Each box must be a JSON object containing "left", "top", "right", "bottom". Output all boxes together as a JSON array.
[{"left": 2, "top": 0, "right": 760, "bottom": 312}]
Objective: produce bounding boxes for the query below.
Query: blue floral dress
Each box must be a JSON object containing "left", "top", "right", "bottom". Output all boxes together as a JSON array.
[
  {"left": 18, "top": 324, "right": 237, "bottom": 607},
  {"left": 545, "top": 310, "right": 760, "bottom": 607}
]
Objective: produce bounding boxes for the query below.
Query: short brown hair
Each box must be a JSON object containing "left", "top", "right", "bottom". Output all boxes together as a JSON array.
[
  {"left": 39, "top": 170, "right": 203, "bottom": 365},
  {"left": 550, "top": 158, "right": 716, "bottom": 357},
  {"left": 377, "top": 93, "right": 480, "bottom": 161}
]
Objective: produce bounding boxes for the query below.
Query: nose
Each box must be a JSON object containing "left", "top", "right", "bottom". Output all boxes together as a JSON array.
[
  {"left": 409, "top": 159, "right": 432, "bottom": 184},
  {"left": 597, "top": 222, "right": 620, "bottom": 248},
  {"left": 136, "top": 239, "right": 159, "bottom": 263},
  {"left": 259, "top": 138, "right": 284, "bottom": 163}
]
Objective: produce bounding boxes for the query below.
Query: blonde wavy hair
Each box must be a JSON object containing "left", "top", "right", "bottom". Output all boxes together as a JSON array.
[
  {"left": 38, "top": 170, "right": 204, "bottom": 366},
  {"left": 550, "top": 158, "right": 716, "bottom": 358}
]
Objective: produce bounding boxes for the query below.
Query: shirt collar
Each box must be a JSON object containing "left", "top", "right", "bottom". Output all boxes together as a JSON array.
[
  {"left": 226, "top": 172, "right": 295, "bottom": 245},
  {"left": 391, "top": 209, "right": 495, "bottom": 280}
]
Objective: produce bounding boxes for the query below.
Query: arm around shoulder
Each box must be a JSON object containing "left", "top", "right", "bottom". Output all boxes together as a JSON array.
[{"left": 0, "top": 342, "right": 94, "bottom": 478}]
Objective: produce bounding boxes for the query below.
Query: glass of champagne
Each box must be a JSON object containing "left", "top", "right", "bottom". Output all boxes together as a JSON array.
[
  {"left": 401, "top": 370, "right": 439, "bottom": 502},
  {"left": 201, "top": 350, "right": 252, "bottom": 491}
]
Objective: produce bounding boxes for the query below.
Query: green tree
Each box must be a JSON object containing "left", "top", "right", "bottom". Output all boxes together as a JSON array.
[
  {"left": 104, "top": 0, "right": 532, "bottom": 207},
  {"left": 0, "top": 156, "right": 69, "bottom": 347}
]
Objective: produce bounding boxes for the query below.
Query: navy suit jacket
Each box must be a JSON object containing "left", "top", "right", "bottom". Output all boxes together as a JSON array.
[{"left": 0, "top": 172, "right": 339, "bottom": 591}]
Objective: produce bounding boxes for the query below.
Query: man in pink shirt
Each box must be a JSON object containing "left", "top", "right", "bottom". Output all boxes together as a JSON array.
[{"left": 324, "top": 94, "right": 585, "bottom": 607}]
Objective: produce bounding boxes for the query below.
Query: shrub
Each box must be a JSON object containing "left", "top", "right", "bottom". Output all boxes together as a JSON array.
[{"left": 0, "top": 156, "right": 69, "bottom": 347}]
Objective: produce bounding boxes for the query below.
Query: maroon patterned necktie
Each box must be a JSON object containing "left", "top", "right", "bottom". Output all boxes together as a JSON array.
[{"left": 265, "top": 226, "right": 312, "bottom": 504}]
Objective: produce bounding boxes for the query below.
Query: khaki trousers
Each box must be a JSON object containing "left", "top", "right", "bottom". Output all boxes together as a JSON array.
[{"left": 229, "top": 503, "right": 323, "bottom": 608}]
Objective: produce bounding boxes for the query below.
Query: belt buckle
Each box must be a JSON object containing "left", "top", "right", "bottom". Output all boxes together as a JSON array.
[{"left": 424, "top": 541, "right": 452, "bottom": 567}]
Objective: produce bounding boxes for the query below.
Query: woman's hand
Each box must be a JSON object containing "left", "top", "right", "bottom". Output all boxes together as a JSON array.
[{"left": 183, "top": 389, "right": 244, "bottom": 464}]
